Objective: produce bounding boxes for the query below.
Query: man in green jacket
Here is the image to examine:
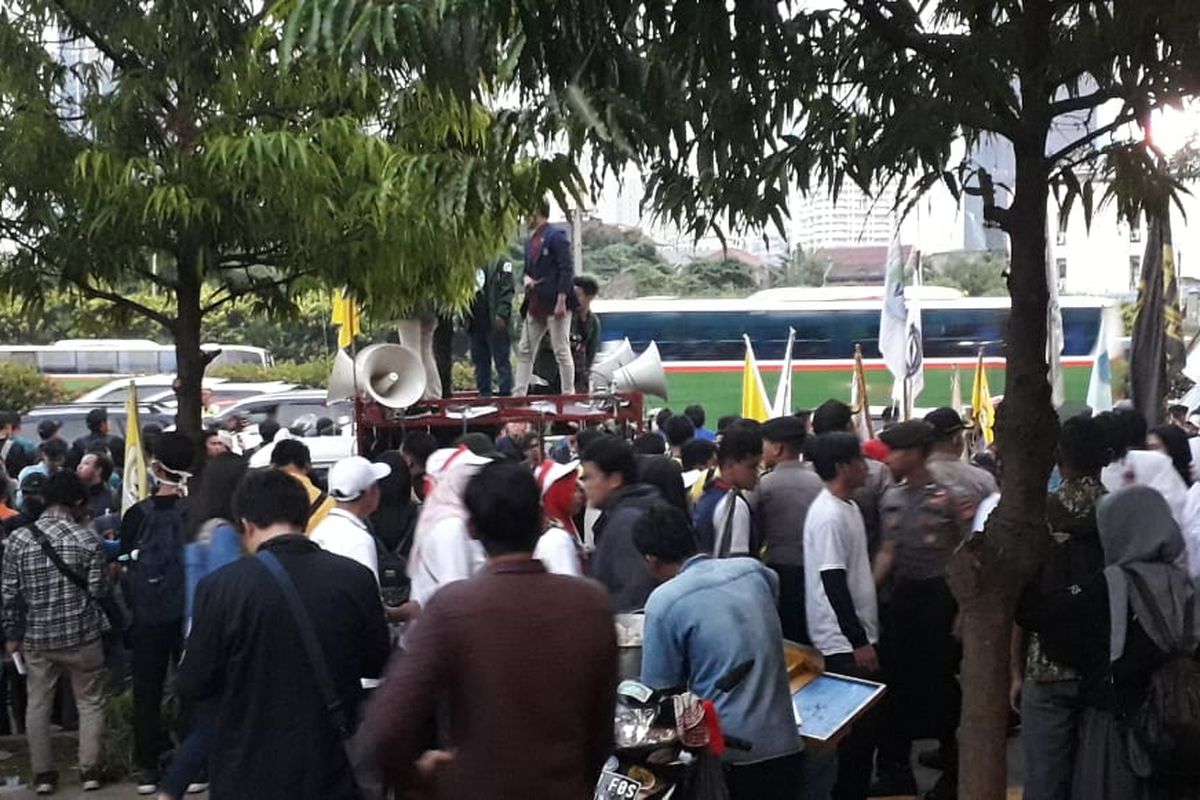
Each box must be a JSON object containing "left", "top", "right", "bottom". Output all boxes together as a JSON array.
[
  {"left": 467, "top": 257, "right": 516, "bottom": 396},
  {"left": 533, "top": 275, "right": 601, "bottom": 394}
]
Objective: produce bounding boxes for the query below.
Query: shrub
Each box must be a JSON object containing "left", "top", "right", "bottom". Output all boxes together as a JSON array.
[
  {"left": 0, "top": 364, "right": 63, "bottom": 412},
  {"left": 209, "top": 358, "right": 335, "bottom": 388}
]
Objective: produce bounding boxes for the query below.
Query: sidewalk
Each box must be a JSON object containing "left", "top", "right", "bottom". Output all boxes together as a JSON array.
[{"left": 0, "top": 733, "right": 206, "bottom": 799}]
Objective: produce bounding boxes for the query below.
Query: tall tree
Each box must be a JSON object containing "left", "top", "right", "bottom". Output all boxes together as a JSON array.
[
  {"left": 0, "top": 1, "right": 573, "bottom": 436},
  {"left": 291, "top": 2, "right": 1200, "bottom": 796}
]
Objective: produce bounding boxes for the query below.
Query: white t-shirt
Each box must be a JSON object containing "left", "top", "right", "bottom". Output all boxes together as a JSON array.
[
  {"left": 712, "top": 492, "right": 752, "bottom": 557},
  {"left": 407, "top": 516, "right": 486, "bottom": 608},
  {"left": 311, "top": 508, "right": 379, "bottom": 583},
  {"left": 534, "top": 527, "right": 583, "bottom": 577},
  {"left": 803, "top": 488, "right": 879, "bottom": 656}
]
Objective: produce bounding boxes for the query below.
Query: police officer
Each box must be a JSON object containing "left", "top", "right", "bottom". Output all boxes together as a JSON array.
[
  {"left": 923, "top": 406, "right": 998, "bottom": 513},
  {"left": 872, "top": 420, "right": 972, "bottom": 800}
]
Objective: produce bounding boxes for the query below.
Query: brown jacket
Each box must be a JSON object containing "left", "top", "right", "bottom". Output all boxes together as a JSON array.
[{"left": 366, "top": 558, "right": 618, "bottom": 799}]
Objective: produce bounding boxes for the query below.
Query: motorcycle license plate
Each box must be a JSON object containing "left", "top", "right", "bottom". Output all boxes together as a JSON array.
[{"left": 595, "top": 769, "right": 643, "bottom": 800}]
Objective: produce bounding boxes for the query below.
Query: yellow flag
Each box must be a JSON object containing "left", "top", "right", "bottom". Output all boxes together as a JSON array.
[
  {"left": 122, "top": 382, "right": 150, "bottom": 515},
  {"left": 740, "top": 335, "right": 771, "bottom": 422},
  {"left": 971, "top": 350, "right": 996, "bottom": 445},
  {"left": 331, "top": 289, "right": 362, "bottom": 349}
]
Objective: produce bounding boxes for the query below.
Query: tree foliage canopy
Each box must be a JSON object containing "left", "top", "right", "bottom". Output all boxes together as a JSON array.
[
  {"left": 0, "top": 0, "right": 574, "bottom": 431},
  {"left": 285, "top": 2, "right": 1200, "bottom": 797}
]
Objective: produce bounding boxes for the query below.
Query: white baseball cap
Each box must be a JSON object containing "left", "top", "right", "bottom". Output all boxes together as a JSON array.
[{"left": 328, "top": 456, "right": 391, "bottom": 501}]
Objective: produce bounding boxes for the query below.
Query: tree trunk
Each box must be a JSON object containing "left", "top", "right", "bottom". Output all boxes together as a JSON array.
[
  {"left": 174, "top": 252, "right": 205, "bottom": 442},
  {"left": 950, "top": 144, "right": 1057, "bottom": 796}
]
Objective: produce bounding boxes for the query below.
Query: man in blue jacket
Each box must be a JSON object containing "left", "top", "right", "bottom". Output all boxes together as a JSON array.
[{"left": 513, "top": 200, "right": 577, "bottom": 396}]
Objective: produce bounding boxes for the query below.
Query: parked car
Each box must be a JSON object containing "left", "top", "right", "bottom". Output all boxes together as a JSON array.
[
  {"left": 148, "top": 381, "right": 298, "bottom": 412},
  {"left": 75, "top": 375, "right": 227, "bottom": 405},
  {"left": 22, "top": 403, "right": 175, "bottom": 446},
  {"left": 247, "top": 433, "right": 357, "bottom": 480},
  {"left": 206, "top": 390, "right": 352, "bottom": 434}
]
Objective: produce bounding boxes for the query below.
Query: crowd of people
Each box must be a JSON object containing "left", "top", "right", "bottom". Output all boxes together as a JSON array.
[{"left": 0, "top": 374, "right": 1197, "bottom": 800}]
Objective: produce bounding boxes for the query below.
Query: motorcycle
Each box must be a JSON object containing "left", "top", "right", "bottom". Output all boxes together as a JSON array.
[{"left": 594, "top": 680, "right": 707, "bottom": 800}]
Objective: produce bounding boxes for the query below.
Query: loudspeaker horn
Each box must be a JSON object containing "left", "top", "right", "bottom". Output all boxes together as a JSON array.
[
  {"left": 611, "top": 341, "right": 669, "bottom": 400},
  {"left": 591, "top": 338, "right": 635, "bottom": 387},
  {"left": 326, "top": 350, "right": 357, "bottom": 403},
  {"left": 355, "top": 344, "right": 427, "bottom": 409}
]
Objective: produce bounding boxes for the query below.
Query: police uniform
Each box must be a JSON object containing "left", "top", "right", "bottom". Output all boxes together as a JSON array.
[{"left": 875, "top": 422, "right": 972, "bottom": 789}]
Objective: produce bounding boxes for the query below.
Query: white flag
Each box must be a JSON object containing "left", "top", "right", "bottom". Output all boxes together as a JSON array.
[
  {"left": 1047, "top": 231, "right": 1065, "bottom": 408},
  {"left": 772, "top": 327, "right": 796, "bottom": 418},
  {"left": 880, "top": 232, "right": 909, "bottom": 401},
  {"left": 903, "top": 288, "right": 925, "bottom": 410},
  {"left": 1087, "top": 312, "right": 1114, "bottom": 412}
]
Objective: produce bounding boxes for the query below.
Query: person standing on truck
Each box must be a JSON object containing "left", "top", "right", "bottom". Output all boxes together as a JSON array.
[{"left": 513, "top": 200, "right": 576, "bottom": 397}]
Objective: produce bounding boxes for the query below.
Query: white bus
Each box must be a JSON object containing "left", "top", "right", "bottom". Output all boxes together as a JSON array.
[{"left": 0, "top": 340, "right": 273, "bottom": 377}]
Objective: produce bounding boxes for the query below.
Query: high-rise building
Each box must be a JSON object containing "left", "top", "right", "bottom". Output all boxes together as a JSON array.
[{"left": 792, "top": 183, "right": 897, "bottom": 249}]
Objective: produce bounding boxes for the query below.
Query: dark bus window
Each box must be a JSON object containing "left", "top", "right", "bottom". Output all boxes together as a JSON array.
[{"left": 601, "top": 305, "right": 1102, "bottom": 361}]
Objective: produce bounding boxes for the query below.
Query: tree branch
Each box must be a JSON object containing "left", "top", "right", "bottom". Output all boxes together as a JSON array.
[
  {"left": 983, "top": 204, "right": 1012, "bottom": 233},
  {"left": 199, "top": 271, "right": 310, "bottom": 317},
  {"left": 48, "top": 0, "right": 137, "bottom": 72},
  {"left": 845, "top": 0, "right": 1021, "bottom": 139},
  {"left": 1047, "top": 109, "right": 1137, "bottom": 165},
  {"left": 1048, "top": 86, "right": 1122, "bottom": 117},
  {"left": 48, "top": 0, "right": 177, "bottom": 117},
  {"left": 76, "top": 283, "right": 173, "bottom": 329}
]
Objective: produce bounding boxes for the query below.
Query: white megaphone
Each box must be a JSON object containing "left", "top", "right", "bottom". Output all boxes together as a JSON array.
[
  {"left": 354, "top": 344, "right": 427, "bottom": 409},
  {"left": 326, "top": 350, "right": 357, "bottom": 403},
  {"left": 591, "top": 338, "right": 635, "bottom": 387},
  {"left": 611, "top": 341, "right": 669, "bottom": 400}
]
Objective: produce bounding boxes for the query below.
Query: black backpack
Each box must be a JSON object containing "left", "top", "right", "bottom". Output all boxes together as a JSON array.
[
  {"left": 127, "top": 502, "right": 186, "bottom": 626},
  {"left": 374, "top": 512, "right": 416, "bottom": 608},
  {"left": 1125, "top": 570, "right": 1200, "bottom": 785}
]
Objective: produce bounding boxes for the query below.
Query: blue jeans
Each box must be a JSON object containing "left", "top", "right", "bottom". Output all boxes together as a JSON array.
[
  {"left": 160, "top": 700, "right": 215, "bottom": 798},
  {"left": 469, "top": 326, "right": 513, "bottom": 396}
]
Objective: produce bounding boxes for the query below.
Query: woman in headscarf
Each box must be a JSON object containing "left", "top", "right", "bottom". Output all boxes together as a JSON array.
[
  {"left": 406, "top": 446, "right": 492, "bottom": 615},
  {"left": 370, "top": 450, "right": 418, "bottom": 555},
  {"left": 1149, "top": 425, "right": 1200, "bottom": 581},
  {"left": 636, "top": 454, "right": 689, "bottom": 517},
  {"left": 1148, "top": 425, "right": 1195, "bottom": 488},
  {"left": 533, "top": 459, "right": 584, "bottom": 576},
  {"left": 1018, "top": 485, "right": 1200, "bottom": 800}
]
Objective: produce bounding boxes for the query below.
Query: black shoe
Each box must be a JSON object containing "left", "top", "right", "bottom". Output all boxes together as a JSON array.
[
  {"left": 917, "top": 746, "right": 949, "bottom": 771},
  {"left": 33, "top": 771, "right": 57, "bottom": 795},
  {"left": 869, "top": 772, "right": 918, "bottom": 797},
  {"left": 924, "top": 773, "right": 958, "bottom": 800}
]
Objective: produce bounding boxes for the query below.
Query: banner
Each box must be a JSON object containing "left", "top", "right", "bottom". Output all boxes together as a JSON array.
[
  {"left": 740, "top": 335, "right": 771, "bottom": 422},
  {"left": 331, "top": 289, "right": 362, "bottom": 350},
  {"left": 122, "top": 384, "right": 150, "bottom": 515},
  {"left": 879, "top": 233, "right": 908, "bottom": 401},
  {"left": 971, "top": 349, "right": 996, "bottom": 446},
  {"left": 1086, "top": 311, "right": 1114, "bottom": 412},
  {"left": 772, "top": 327, "right": 796, "bottom": 418},
  {"left": 1046, "top": 229, "right": 1065, "bottom": 408},
  {"left": 1130, "top": 212, "right": 1185, "bottom": 425},
  {"left": 851, "top": 344, "right": 874, "bottom": 440}
]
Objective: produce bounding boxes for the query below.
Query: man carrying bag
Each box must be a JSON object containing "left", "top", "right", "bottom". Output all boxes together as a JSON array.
[{"left": 178, "top": 469, "right": 391, "bottom": 800}]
